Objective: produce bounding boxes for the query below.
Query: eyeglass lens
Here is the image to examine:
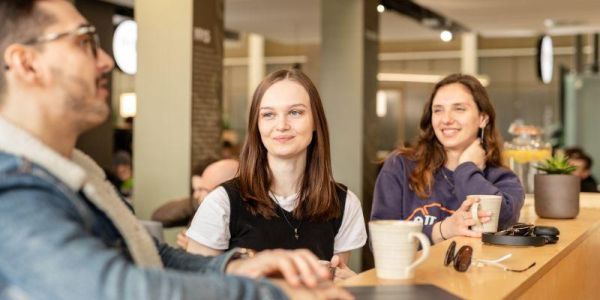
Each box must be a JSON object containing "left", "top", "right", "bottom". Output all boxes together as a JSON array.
[
  {"left": 90, "top": 34, "right": 100, "bottom": 58},
  {"left": 444, "top": 241, "right": 473, "bottom": 272},
  {"left": 444, "top": 241, "right": 456, "bottom": 266},
  {"left": 454, "top": 246, "right": 473, "bottom": 272},
  {"left": 79, "top": 33, "right": 100, "bottom": 58}
]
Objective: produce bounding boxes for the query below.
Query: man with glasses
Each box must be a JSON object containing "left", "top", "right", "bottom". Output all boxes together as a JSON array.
[{"left": 0, "top": 1, "right": 351, "bottom": 299}]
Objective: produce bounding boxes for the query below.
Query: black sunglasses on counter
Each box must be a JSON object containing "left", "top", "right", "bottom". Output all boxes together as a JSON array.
[{"left": 444, "top": 241, "right": 536, "bottom": 273}]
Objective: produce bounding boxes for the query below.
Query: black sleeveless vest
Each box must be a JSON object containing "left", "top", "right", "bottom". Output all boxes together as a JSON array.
[{"left": 222, "top": 178, "right": 347, "bottom": 260}]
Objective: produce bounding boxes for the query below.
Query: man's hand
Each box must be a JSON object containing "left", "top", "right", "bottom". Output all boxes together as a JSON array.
[
  {"left": 271, "top": 279, "right": 354, "bottom": 300},
  {"left": 226, "top": 249, "right": 331, "bottom": 288}
]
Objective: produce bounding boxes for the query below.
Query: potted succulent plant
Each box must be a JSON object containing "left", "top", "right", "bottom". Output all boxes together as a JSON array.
[{"left": 534, "top": 155, "right": 580, "bottom": 219}]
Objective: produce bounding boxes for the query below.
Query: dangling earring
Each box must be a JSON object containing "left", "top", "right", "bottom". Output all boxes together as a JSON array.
[{"left": 479, "top": 126, "right": 487, "bottom": 151}]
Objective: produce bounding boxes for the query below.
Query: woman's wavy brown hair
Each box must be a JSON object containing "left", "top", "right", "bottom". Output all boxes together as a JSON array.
[
  {"left": 400, "top": 73, "right": 505, "bottom": 198},
  {"left": 238, "top": 69, "right": 341, "bottom": 221}
]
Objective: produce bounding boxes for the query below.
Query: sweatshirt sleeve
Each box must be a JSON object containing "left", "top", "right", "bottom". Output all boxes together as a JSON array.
[
  {"left": 453, "top": 162, "right": 525, "bottom": 229},
  {"left": 371, "top": 155, "right": 405, "bottom": 221}
]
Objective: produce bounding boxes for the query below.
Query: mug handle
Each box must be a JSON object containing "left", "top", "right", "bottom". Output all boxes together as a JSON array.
[
  {"left": 407, "top": 232, "right": 430, "bottom": 271},
  {"left": 471, "top": 202, "right": 481, "bottom": 226}
]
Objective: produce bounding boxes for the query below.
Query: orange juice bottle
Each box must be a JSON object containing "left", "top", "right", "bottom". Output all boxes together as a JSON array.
[{"left": 504, "top": 124, "right": 552, "bottom": 193}]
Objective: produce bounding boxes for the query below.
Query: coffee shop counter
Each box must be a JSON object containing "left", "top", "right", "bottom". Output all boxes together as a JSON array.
[{"left": 341, "top": 193, "right": 600, "bottom": 299}]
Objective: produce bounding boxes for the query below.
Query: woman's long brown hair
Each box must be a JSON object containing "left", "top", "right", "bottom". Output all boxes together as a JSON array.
[
  {"left": 238, "top": 69, "right": 340, "bottom": 221},
  {"left": 400, "top": 73, "right": 505, "bottom": 198}
]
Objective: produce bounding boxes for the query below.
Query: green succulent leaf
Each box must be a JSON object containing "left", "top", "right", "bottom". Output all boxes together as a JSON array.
[{"left": 535, "top": 155, "right": 577, "bottom": 175}]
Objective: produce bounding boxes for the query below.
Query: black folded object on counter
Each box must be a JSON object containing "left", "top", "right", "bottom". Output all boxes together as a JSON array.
[
  {"left": 346, "top": 285, "right": 459, "bottom": 300},
  {"left": 482, "top": 223, "right": 560, "bottom": 246}
]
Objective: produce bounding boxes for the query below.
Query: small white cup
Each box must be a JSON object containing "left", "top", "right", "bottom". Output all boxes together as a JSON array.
[
  {"left": 469, "top": 195, "right": 502, "bottom": 233},
  {"left": 369, "top": 220, "right": 430, "bottom": 280}
]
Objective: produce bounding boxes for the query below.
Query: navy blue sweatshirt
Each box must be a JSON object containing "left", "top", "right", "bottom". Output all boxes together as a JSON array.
[{"left": 371, "top": 154, "right": 525, "bottom": 243}]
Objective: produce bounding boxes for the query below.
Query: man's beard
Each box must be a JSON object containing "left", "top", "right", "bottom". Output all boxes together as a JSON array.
[{"left": 51, "top": 67, "right": 109, "bottom": 132}]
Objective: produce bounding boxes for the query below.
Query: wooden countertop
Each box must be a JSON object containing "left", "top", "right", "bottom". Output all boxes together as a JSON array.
[{"left": 342, "top": 193, "right": 600, "bottom": 299}]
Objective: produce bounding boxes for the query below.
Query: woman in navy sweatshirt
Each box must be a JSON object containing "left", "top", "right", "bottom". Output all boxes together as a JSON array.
[{"left": 372, "top": 73, "right": 524, "bottom": 244}]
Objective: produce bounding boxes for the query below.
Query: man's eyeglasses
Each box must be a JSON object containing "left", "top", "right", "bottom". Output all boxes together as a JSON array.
[
  {"left": 444, "top": 241, "right": 536, "bottom": 272},
  {"left": 4, "top": 25, "right": 100, "bottom": 71}
]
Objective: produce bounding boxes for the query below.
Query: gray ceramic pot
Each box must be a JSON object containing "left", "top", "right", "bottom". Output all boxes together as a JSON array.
[{"left": 534, "top": 174, "right": 580, "bottom": 219}]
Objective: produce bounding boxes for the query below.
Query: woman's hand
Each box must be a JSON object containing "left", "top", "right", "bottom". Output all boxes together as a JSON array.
[
  {"left": 330, "top": 255, "right": 356, "bottom": 281},
  {"left": 176, "top": 229, "right": 189, "bottom": 250},
  {"left": 458, "top": 139, "right": 486, "bottom": 170},
  {"left": 441, "top": 197, "right": 491, "bottom": 238}
]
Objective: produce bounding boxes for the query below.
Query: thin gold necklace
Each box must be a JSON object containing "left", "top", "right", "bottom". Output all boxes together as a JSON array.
[
  {"left": 441, "top": 168, "right": 455, "bottom": 189},
  {"left": 270, "top": 192, "right": 302, "bottom": 240}
]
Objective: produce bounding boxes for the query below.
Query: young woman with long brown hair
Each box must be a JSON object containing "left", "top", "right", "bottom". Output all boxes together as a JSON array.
[
  {"left": 371, "top": 74, "right": 524, "bottom": 244},
  {"left": 186, "top": 69, "right": 367, "bottom": 278}
]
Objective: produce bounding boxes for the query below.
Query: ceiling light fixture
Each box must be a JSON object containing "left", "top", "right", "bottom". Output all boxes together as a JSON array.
[
  {"left": 543, "top": 19, "right": 555, "bottom": 28},
  {"left": 376, "top": 91, "right": 387, "bottom": 117},
  {"left": 113, "top": 20, "right": 137, "bottom": 75},
  {"left": 537, "top": 35, "right": 554, "bottom": 84},
  {"left": 377, "top": 4, "right": 385, "bottom": 13},
  {"left": 440, "top": 30, "right": 453, "bottom": 42},
  {"left": 120, "top": 93, "right": 137, "bottom": 118},
  {"left": 381, "top": 0, "right": 469, "bottom": 34}
]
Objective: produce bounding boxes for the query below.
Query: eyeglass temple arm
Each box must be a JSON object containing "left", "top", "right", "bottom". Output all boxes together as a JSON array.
[
  {"left": 506, "top": 262, "right": 536, "bottom": 272},
  {"left": 474, "top": 253, "right": 512, "bottom": 264},
  {"left": 480, "top": 260, "right": 536, "bottom": 272}
]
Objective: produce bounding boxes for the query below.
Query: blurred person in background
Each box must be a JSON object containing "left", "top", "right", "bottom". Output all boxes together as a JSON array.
[
  {"left": 113, "top": 150, "right": 133, "bottom": 196},
  {"left": 152, "top": 158, "right": 239, "bottom": 249},
  {"left": 565, "top": 147, "right": 599, "bottom": 193},
  {"left": 104, "top": 151, "right": 133, "bottom": 198}
]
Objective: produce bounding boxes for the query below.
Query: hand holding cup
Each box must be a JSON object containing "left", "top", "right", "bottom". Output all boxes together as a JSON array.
[{"left": 442, "top": 196, "right": 492, "bottom": 238}]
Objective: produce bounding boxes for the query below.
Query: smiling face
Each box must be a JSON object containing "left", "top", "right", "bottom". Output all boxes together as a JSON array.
[
  {"left": 257, "top": 79, "right": 314, "bottom": 160},
  {"left": 431, "top": 83, "right": 488, "bottom": 153}
]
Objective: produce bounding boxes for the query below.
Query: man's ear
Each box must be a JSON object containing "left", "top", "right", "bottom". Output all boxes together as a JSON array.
[{"left": 4, "top": 44, "right": 45, "bottom": 85}]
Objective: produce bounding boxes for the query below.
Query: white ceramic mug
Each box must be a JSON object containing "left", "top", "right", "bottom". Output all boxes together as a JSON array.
[
  {"left": 469, "top": 195, "right": 502, "bottom": 233},
  {"left": 369, "top": 220, "right": 430, "bottom": 279}
]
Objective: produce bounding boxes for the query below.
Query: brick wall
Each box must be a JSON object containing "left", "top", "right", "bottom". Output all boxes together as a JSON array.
[{"left": 191, "top": 0, "right": 224, "bottom": 169}]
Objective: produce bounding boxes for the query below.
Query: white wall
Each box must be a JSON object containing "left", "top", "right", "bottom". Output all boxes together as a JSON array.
[{"left": 134, "top": 0, "right": 193, "bottom": 222}]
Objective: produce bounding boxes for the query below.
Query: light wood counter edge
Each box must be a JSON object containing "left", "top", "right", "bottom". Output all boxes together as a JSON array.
[
  {"left": 505, "top": 211, "right": 600, "bottom": 298},
  {"left": 342, "top": 195, "right": 600, "bottom": 299}
]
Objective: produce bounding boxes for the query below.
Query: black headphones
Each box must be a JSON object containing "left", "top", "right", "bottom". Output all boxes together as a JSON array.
[{"left": 482, "top": 223, "right": 560, "bottom": 247}]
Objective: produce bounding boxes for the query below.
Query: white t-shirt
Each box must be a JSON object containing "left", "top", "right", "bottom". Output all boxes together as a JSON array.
[{"left": 186, "top": 186, "right": 367, "bottom": 254}]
